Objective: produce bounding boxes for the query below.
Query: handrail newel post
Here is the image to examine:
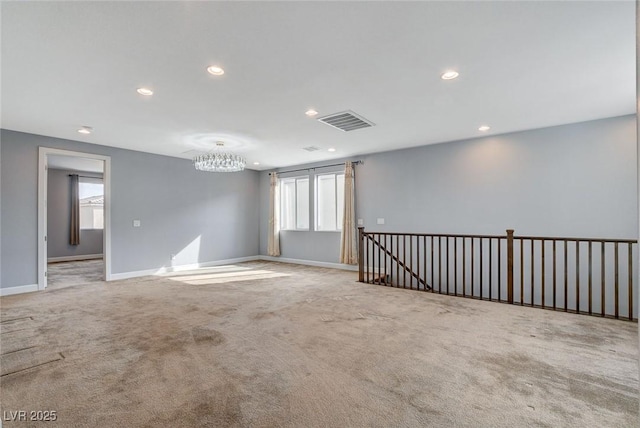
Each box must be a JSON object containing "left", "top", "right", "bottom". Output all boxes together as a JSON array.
[
  {"left": 358, "top": 227, "right": 365, "bottom": 282},
  {"left": 507, "top": 229, "right": 515, "bottom": 304}
]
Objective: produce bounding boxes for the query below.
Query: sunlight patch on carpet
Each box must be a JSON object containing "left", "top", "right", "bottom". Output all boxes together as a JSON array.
[{"left": 167, "top": 271, "right": 291, "bottom": 285}]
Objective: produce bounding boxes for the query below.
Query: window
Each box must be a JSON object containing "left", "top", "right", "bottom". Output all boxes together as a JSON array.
[
  {"left": 79, "top": 180, "right": 104, "bottom": 229},
  {"left": 280, "top": 176, "right": 309, "bottom": 230},
  {"left": 315, "top": 173, "right": 345, "bottom": 231}
]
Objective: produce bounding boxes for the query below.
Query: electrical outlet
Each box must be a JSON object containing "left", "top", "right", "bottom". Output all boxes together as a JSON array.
[
  {"left": 377, "top": 218, "right": 385, "bottom": 225},
  {"left": 357, "top": 219, "right": 364, "bottom": 226},
  {"left": 170, "top": 254, "right": 176, "bottom": 260},
  {"left": 133, "top": 219, "right": 141, "bottom": 227}
]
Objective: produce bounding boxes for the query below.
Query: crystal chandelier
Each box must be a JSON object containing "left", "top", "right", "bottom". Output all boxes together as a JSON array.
[{"left": 193, "top": 142, "right": 246, "bottom": 172}]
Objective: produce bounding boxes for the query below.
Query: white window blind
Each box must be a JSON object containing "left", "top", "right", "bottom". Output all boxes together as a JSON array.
[
  {"left": 280, "top": 176, "right": 309, "bottom": 230},
  {"left": 315, "top": 173, "right": 344, "bottom": 231}
]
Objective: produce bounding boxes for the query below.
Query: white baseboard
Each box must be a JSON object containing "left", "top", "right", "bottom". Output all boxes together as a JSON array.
[
  {"left": 0, "top": 284, "right": 39, "bottom": 297},
  {"left": 48, "top": 254, "right": 103, "bottom": 263},
  {"left": 259, "top": 255, "right": 358, "bottom": 271},
  {"left": 109, "top": 256, "right": 262, "bottom": 281},
  {"left": 109, "top": 268, "right": 159, "bottom": 281}
]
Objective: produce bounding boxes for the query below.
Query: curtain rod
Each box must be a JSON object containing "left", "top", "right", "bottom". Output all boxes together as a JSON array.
[
  {"left": 68, "top": 174, "right": 103, "bottom": 179},
  {"left": 269, "top": 160, "right": 362, "bottom": 176}
]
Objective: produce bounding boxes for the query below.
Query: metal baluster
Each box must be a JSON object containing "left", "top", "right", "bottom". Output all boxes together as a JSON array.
[
  {"left": 531, "top": 239, "right": 534, "bottom": 307},
  {"left": 471, "top": 238, "right": 475, "bottom": 298},
  {"left": 480, "top": 238, "right": 484, "bottom": 300},
  {"left": 417, "top": 236, "right": 420, "bottom": 290},
  {"left": 564, "top": 241, "right": 568, "bottom": 312},
  {"left": 439, "top": 236, "right": 442, "bottom": 294},
  {"left": 403, "top": 235, "right": 407, "bottom": 289},
  {"left": 553, "top": 240, "right": 557, "bottom": 310},
  {"left": 601, "top": 242, "right": 606, "bottom": 317},
  {"left": 498, "top": 238, "right": 502, "bottom": 301},
  {"left": 541, "top": 239, "right": 545, "bottom": 308},
  {"left": 463, "top": 238, "right": 467, "bottom": 297},
  {"left": 589, "top": 241, "right": 593, "bottom": 315},
  {"left": 629, "top": 243, "right": 633, "bottom": 320},
  {"left": 520, "top": 239, "right": 524, "bottom": 305},
  {"left": 453, "top": 238, "right": 457, "bottom": 295},
  {"left": 431, "top": 236, "right": 434, "bottom": 293},
  {"left": 576, "top": 241, "right": 580, "bottom": 314},
  {"left": 489, "top": 238, "right": 493, "bottom": 301},
  {"left": 446, "top": 237, "right": 450, "bottom": 295},
  {"left": 615, "top": 242, "right": 619, "bottom": 319}
]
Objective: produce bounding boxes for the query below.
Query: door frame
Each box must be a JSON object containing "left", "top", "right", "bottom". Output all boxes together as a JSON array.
[{"left": 38, "top": 147, "right": 112, "bottom": 290}]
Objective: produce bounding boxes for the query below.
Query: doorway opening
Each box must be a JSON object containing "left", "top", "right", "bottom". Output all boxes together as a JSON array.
[{"left": 38, "top": 148, "right": 112, "bottom": 290}]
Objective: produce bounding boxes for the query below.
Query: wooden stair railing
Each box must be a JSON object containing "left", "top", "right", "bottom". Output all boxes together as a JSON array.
[
  {"left": 357, "top": 227, "right": 638, "bottom": 322},
  {"left": 365, "top": 233, "right": 432, "bottom": 290}
]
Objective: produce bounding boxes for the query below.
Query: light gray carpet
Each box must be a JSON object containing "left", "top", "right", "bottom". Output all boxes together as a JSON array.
[
  {"left": 1, "top": 261, "right": 637, "bottom": 427},
  {"left": 46, "top": 259, "right": 104, "bottom": 290}
]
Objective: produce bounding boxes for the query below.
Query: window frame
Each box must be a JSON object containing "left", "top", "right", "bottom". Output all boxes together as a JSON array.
[
  {"left": 279, "top": 175, "right": 310, "bottom": 231},
  {"left": 314, "top": 172, "right": 345, "bottom": 232}
]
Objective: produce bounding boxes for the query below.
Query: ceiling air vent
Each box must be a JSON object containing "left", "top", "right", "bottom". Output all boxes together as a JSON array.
[
  {"left": 302, "top": 146, "right": 321, "bottom": 152},
  {"left": 317, "top": 110, "right": 374, "bottom": 132}
]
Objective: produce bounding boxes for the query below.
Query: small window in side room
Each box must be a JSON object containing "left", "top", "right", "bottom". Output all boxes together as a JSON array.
[{"left": 79, "top": 179, "right": 104, "bottom": 229}]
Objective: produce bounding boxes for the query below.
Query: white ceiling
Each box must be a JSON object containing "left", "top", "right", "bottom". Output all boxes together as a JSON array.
[{"left": 1, "top": 1, "right": 635, "bottom": 171}]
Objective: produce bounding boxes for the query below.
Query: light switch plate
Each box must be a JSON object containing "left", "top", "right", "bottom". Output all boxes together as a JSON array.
[
  {"left": 133, "top": 219, "right": 141, "bottom": 227},
  {"left": 377, "top": 218, "right": 385, "bottom": 225}
]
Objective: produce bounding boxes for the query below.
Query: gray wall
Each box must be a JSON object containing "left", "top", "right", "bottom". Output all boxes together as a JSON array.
[
  {"left": 1, "top": 129, "right": 260, "bottom": 289},
  {"left": 260, "top": 115, "right": 638, "bottom": 262},
  {"left": 2, "top": 114, "right": 635, "bottom": 288},
  {"left": 47, "top": 168, "right": 104, "bottom": 259}
]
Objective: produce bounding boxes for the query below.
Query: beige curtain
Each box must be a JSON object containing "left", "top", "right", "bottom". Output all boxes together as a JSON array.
[
  {"left": 340, "top": 161, "right": 357, "bottom": 264},
  {"left": 267, "top": 172, "right": 281, "bottom": 256},
  {"left": 70, "top": 174, "right": 80, "bottom": 246}
]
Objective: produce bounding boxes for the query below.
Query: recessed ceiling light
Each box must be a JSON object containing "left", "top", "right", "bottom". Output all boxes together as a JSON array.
[
  {"left": 136, "top": 87, "right": 153, "bottom": 96},
  {"left": 77, "top": 126, "right": 93, "bottom": 135},
  {"left": 441, "top": 70, "right": 459, "bottom": 80},
  {"left": 207, "top": 65, "right": 225, "bottom": 76},
  {"left": 328, "top": 148, "right": 336, "bottom": 152},
  {"left": 253, "top": 162, "right": 260, "bottom": 165},
  {"left": 305, "top": 109, "right": 318, "bottom": 117},
  {"left": 478, "top": 125, "right": 491, "bottom": 132}
]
